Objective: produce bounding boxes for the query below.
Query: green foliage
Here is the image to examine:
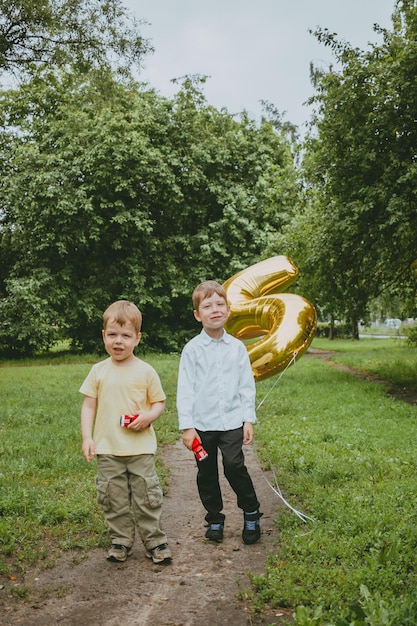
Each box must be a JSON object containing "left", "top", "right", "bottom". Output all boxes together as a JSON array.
[
  {"left": 406, "top": 324, "right": 417, "bottom": 347},
  {"left": 314, "top": 322, "right": 352, "bottom": 339},
  {"left": 0, "top": 0, "right": 150, "bottom": 76},
  {"left": 277, "top": 1, "right": 417, "bottom": 334},
  {"left": 0, "top": 273, "right": 59, "bottom": 356},
  {"left": 0, "top": 71, "right": 297, "bottom": 354}
]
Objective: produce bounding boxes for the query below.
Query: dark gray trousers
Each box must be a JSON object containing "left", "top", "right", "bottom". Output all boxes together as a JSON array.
[{"left": 196, "top": 427, "right": 260, "bottom": 524}]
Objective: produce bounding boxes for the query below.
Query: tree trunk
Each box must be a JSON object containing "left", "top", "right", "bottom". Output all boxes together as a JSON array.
[
  {"left": 329, "top": 314, "right": 335, "bottom": 340},
  {"left": 350, "top": 306, "right": 359, "bottom": 340}
]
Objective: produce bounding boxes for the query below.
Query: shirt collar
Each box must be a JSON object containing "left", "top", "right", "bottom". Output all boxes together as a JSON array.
[{"left": 200, "top": 329, "right": 231, "bottom": 344}]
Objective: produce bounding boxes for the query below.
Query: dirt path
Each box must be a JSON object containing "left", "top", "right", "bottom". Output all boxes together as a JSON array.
[{"left": 1, "top": 441, "right": 291, "bottom": 626}]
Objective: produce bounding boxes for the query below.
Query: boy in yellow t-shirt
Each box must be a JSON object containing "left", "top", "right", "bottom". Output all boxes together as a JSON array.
[{"left": 80, "top": 300, "right": 171, "bottom": 564}]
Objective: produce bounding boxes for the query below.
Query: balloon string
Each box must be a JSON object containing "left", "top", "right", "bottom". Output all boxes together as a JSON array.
[
  {"left": 254, "top": 350, "right": 315, "bottom": 523},
  {"left": 256, "top": 351, "right": 297, "bottom": 411},
  {"left": 262, "top": 472, "right": 315, "bottom": 523}
]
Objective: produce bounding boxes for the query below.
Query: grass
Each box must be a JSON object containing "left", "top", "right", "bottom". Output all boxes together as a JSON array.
[
  {"left": 250, "top": 337, "right": 417, "bottom": 625},
  {"left": 0, "top": 351, "right": 180, "bottom": 577},
  {"left": 1, "top": 338, "right": 417, "bottom": 624},
  {"left": 314, "top": 336, "right": 417, "bottom": 391}
]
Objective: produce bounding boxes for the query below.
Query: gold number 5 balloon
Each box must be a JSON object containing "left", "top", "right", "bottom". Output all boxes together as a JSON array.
[{"left": 223, "top": 256, "right": 317, "bottom": 382}]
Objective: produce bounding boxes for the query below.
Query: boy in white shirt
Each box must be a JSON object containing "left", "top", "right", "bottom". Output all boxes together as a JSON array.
[
  {"left": 177, "top": 281, "right": 262, "bottom": 544},
  {"left": 80, "top": 300, "right": 171, "bottom": 564}
]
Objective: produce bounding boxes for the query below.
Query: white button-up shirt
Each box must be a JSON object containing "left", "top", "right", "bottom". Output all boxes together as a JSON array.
[{"left": 177, "top": 329, "right": 256, "bottom": 431}]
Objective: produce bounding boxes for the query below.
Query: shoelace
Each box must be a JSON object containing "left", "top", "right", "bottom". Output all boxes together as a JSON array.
[
  {"left": 244, "top": 519, "right": 258, "bottom": 531},
  {"left": 153, "top": 543, "right": 168, "bottom": 553}
]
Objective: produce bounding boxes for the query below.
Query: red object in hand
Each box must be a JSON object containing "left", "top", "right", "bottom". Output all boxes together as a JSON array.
[
  {"left": 120, "top": 415, "right": 151, "bottom": 428},
  {"left": 192, "top": 438, "right": 208, "bottom": 461},
  {"left": 120, "top": 414, "right": 139, "bottom": 427}
]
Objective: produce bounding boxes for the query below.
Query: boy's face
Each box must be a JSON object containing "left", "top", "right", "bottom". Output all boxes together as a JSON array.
[
  {"left": 102, "top": 321, "right": 141, "bottom": 363},
  {"left": 194, "top": 292, "right": 230, "bottom": 337}
]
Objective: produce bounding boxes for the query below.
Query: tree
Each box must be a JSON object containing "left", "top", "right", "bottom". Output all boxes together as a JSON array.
[
  {"left": 296, "top": 0, "right": 417, "bottom": 335},
  {"left": 0, "top": 71, "right": 298, "bottom": 354},
  {"left": 0, "top": 0, "right": 150, "bottom": 76},
  {"left": 0, "top": 273, "right": 58, "bottom": 355}
]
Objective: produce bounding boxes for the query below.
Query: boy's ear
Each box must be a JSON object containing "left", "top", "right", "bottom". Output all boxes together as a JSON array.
[
  {"left": 193, "top": 309, "right": 202, "bottom": 322},
  {"left": 135, "top": 332, "right": 142, "bottom": 345}
]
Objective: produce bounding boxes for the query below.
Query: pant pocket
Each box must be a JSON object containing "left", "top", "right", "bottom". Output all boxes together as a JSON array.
[
  {"left": 96, "top": 477, "right": 111, "bottom": 512},
  {"left": 145, "top": 475, "right": 163, "bottom": 508},
  {"left": 131, "top": 474, "right": 163, "bottom": 509}
]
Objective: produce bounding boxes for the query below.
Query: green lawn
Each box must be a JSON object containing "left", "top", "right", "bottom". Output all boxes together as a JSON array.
[
  {"left": 251, "top": 337, "right": 417, "bottom": 625},
  {"left": 1, "top": 340, "right": 417, "bottom": 624},
  {"left": 314, "top": 336, "right": 417, "bottom": 391}
]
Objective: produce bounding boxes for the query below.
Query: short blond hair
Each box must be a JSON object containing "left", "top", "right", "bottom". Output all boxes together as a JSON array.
[
  {"left": 103, "top": 300, "right": 142, "bottom": 334},
  {"left": 192, "top": 280, "right": 228, "bottom": 311}
]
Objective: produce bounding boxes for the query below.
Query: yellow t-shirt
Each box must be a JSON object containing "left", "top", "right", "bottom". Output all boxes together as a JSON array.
[{"left": 79, "top": 357, "right": 166, "bottom": 456}]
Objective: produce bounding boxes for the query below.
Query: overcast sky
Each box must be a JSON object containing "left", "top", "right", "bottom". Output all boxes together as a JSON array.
[{"left": 124, "top": 1, "right": 395, "bottom": 132}]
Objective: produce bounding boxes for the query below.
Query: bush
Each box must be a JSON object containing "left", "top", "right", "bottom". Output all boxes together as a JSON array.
[
  {"left": 0, "top": 275, "right": 59, "bottom": 356},
  {"left": 315, "top": 321, "right": 352, "bottom": 339},
  {"left": 406, "top": 324, "right": 417, "bottom": 347}
]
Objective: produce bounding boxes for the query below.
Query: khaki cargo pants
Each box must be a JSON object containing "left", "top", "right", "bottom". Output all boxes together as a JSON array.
[{"left": 96, "top": 454, "right": 167, "bottom": 551}]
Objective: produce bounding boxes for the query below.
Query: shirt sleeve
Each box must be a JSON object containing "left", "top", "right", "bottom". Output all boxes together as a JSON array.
[
  {"left": 147, "top": 367, "right": 167, "bottom": 404},
  {"left": 79, "top": 366, "right": 98, "bottom": 398},
  {"left": 176, "top": 346, "right": 196, "bottom": 430},
  {"left": 238, "top": 343, "right": 257, "bottom": 423}
]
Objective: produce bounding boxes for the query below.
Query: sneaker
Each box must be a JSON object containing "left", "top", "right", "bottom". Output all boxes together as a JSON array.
[
  {"left": 242, "top": 511, "right": 263, "bottom": 545},
  {"left": 107, "top": 544, "right": 133, "bottom": 562},
  {"left": 205, "top": 522, "right": 224, "bottom": 543},
  {"left": 145, "top": 543, "right": 172, "bottom": 564}
]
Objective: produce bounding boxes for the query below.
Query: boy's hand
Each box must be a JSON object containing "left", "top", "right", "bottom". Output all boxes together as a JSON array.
[
  {"left": 127, "top": 401, "right": 165, "bottom": 431},
  {"left": 82, "top": 438, "right": 95, "bottom": 462},
  {"left": 182, "top": 428, "right": 197, "bottom": 450},
  {"left": 243, "top": 422, "right": 254, "bottom": 445},
  {"left": 128, "top": 412, "right": 151, "bottom": 431}
]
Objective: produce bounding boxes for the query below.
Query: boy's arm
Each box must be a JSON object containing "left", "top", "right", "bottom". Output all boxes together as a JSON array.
[
  {"left": 240, "top": 346, "right": 256, "bottom": 446},
  {"left": 182, "top": 427, "right": 198, "bottom": 450},
  {"left": 127, "top": 400, "right": 165, "bottom": 431},
  {"left": 81, "top": 395, "right": 97, "bottom": 462},
  {"left": 239, "top": 346, "right": 257, "bottom": 424},
  {"left": 243, "top": 421, "right": 254, "bottom": 445},
  {"left": 177, "top": 347, "right": 199, "bottom": 449},
  {"left": 176, "top": 349, "right": 196, "bottom": 430}
]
